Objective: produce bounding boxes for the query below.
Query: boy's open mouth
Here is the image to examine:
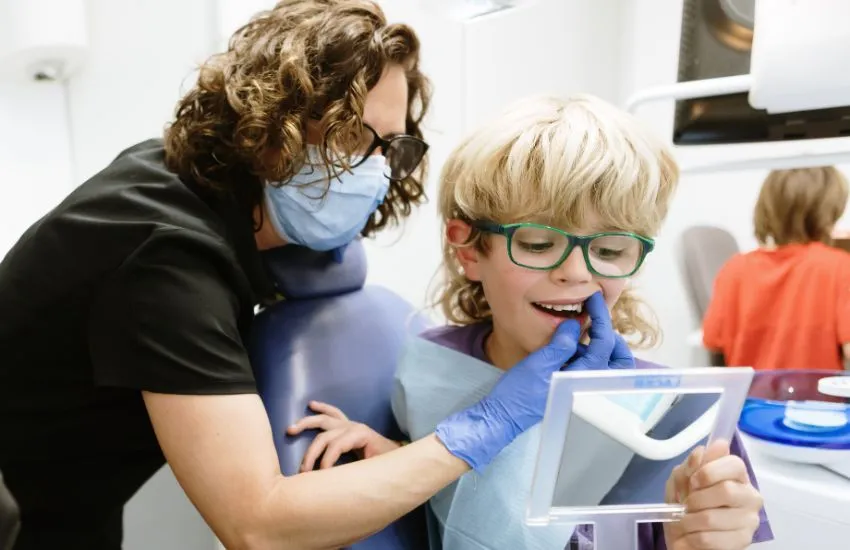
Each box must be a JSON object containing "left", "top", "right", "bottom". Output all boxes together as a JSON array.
[{"left": 532, "top": 301, "right": 586, "bottom": 319}]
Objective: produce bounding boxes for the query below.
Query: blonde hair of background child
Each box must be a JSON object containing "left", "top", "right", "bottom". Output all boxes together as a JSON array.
[
  {"left": 754, "top": 167, "right": 849, "bottom": 247},
  {"left": 429, "top": 94, "right": 680, "bottom": 348}
]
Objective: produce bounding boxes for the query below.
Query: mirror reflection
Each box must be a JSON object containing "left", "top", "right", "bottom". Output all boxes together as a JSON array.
[{"left": 552, "top": 390, "right": 722, "bottom": 509}]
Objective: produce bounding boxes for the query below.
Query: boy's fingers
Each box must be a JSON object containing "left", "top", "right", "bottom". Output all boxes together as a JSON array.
[
  {"left": 665, "top": 467, "right": 679, "bottom": 504},
  {"left": 685, "top": 480, "right": 762, "bottom": 513},
  {"left": 287, "top": 414, "right": 338, "bottom": 435},
  {"left": 300, "top": 429, "right": 341, "bottom": 472},
  {"left": 691, "top": 455, "right": 750, "bottom": 492},
  {"left": 699, "top": 439, "right": 731, "bottom": 466},
  {"left": 671, "top": 446, "right": 703, "bottom": 504},
  {"left": 670, "top": 463, "right": 690, "bottom": 504},
  {"left": 308, "top": 400, "right": 348, "bottom": 420},
  {"left": 319, "top": 430, "right": 367, "bottom": 469}
]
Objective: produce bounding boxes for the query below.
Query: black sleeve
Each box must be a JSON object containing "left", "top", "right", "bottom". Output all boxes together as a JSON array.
[{"left": 87, "top": 229, "right": 257, "bottom": 394}]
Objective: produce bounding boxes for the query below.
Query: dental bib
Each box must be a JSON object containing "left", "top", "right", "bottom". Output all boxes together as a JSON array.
[{"left": 391, "top": 336, "right": 675, "bottom": 550}]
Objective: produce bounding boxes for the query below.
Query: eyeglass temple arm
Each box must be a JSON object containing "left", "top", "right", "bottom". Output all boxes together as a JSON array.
[{"left": 470, "top": 221, "right": 505, "bottom": 234}]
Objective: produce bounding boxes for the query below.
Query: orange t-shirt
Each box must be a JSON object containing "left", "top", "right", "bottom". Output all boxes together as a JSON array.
[{"left": 703, "top": 242, "right": 850, "bottom": 371}]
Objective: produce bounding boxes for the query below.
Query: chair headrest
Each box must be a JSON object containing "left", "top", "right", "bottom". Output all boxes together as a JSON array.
[{"left": 262, "top": 240, "right": 368, "bottom": 300}]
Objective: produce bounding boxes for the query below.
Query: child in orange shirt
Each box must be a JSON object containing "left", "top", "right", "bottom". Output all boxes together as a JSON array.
[{"left": 703, "top": 167, "right": 850, "bottom": 371}]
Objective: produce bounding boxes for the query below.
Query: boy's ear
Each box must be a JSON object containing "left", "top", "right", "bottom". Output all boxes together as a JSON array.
[{"left": 446, "top": 219, "right": 482, "bottom": 282}]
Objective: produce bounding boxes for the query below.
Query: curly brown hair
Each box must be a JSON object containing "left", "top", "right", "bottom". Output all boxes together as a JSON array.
[{"left": 163, "top": 0, "right": 431, "bottom": 234}]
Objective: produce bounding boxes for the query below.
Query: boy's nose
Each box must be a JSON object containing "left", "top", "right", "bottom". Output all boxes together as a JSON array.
[{"left": 550, "top": 247, "right": 593, "bottom": 284}]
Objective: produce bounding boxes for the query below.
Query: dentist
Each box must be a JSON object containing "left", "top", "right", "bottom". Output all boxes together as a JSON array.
[{"left": 0, "top": 1, "right": 630, "bottom": 549}]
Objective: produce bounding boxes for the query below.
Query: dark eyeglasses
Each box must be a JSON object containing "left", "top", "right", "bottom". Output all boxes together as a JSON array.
[
  {"left": 350, "top": 123, "right": 429, "bottom": 181},
  {"left": 474, "top": 221, "right": 655, "bottom": 278}
]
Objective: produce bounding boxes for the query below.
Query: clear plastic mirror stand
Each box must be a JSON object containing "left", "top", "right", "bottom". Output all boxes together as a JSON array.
[{"left": 526, "top": 367, "right": 755, "bottom": 550}]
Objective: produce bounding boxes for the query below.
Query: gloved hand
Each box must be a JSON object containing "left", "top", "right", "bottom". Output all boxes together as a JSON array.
[
  {"left": 435, "top": 291, "right": 632, "bottom": 472},
  {"left": 568, "top": 291, "right": 635, "bottom": 371}
]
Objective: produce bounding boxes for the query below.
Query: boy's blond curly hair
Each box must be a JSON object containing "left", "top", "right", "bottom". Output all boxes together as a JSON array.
[{"left": 431, "top": 94, "right": 679, "bottom": 348}]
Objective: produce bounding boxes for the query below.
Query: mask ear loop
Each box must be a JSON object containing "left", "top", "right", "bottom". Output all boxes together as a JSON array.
[{"left": 288, "top": 147, "right": 343, "bottom": 196}]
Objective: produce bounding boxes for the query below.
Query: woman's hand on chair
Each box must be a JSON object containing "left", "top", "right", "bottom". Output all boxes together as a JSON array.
[{"left": 287, "top": 401, "right": 402, "bottom": 472}]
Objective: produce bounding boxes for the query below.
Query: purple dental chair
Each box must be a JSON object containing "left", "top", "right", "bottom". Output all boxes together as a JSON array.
[{"left": 249, "top": 239, "right": 432, "bottom": 550}]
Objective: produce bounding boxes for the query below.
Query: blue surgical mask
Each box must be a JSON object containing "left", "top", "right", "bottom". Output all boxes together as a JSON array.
[{"left": 264, "top": 146, "right": 390, "bottom": 251}]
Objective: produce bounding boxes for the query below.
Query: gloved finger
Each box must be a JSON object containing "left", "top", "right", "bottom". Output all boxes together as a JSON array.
[
  {"left": 287, "top": 414, "right": 340, "bottom": 435},
  {"left": 320, "top": 429, "right": 367, "bottom": 469},
  {"left": 308, "top": 400, "right": 348, "bottom": 421},
  {"left": 539, "top": 319, "right": 581, "bottom": 366},
  {"left": 609, "top": 334, "right": 635, "bottom": 369},
  {"left": 582, "top": 292, "right": 615, "bottom": 362},
  {"left": 560, "top": 343, "right": 589, "bottom": 371},
  {"left": 573, "top": 343, "right": 589, "bottom": 359},
  {"left": 300, "top": 428, "right": 343, "bottom": 472}
]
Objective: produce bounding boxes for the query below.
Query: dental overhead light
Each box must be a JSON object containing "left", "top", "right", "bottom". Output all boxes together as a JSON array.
[{"left": 627, "top": 0, "right": 850, "bottom": 173}]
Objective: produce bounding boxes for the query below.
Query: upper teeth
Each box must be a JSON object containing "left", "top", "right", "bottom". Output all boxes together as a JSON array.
[{"left": 537, "top": 302, "right": 583, "bottom": 312}]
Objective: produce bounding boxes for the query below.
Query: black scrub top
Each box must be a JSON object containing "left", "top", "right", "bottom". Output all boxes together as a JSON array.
[{"left": 0, "top": 139, "right": 275, "bottom": 546}]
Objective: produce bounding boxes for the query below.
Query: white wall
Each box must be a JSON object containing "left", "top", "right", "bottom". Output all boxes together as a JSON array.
[
  {"left": 68, "top": 0, "right": 214, "bottom": 182},
  {"left": 0, "top": 82, "right": 72, "bottom": 256},
  {"left": 0, "top": 0, "right": 78, "bottom": 255}
]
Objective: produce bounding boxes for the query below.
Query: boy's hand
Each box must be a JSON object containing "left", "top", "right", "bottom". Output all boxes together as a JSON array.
[
  {"left": 663, "top": 440, "right": 764, "bottom": 550},
  {"left": 287, "top": 401, "right": 402, "bottom": 472}
]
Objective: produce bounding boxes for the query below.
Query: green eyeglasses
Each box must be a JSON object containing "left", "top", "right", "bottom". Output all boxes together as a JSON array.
[{"left": 474, "top": 221, "right": 655, "bottom": 278}]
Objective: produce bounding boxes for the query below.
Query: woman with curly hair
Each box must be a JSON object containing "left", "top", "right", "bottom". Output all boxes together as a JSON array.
[{"left": 0, "top": 2, "right": 585, "bottom": 549}]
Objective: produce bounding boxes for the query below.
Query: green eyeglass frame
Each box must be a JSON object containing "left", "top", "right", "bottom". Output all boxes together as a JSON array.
[{"left": 473, "top": 221, "right": 655, "bottom": 278}]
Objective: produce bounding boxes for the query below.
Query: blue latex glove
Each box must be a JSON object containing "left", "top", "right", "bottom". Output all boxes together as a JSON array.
[
  {"left": 572, "top": 334, "right": 635, "bottom": 370},
  {"left": 434, "top": 291, "right": 632, "bottom": 472},
  {"left": 568, "top": 291, "right": 635, "bottom": 371}
]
